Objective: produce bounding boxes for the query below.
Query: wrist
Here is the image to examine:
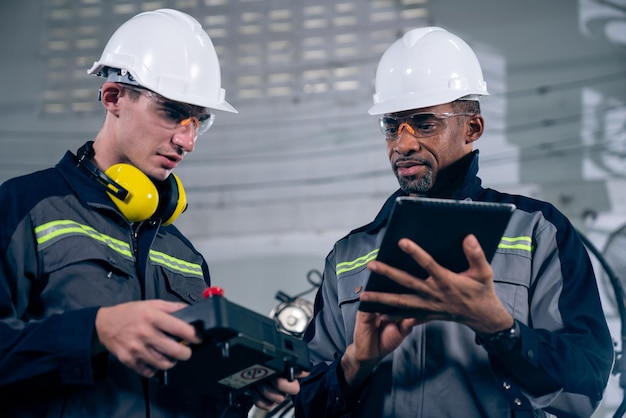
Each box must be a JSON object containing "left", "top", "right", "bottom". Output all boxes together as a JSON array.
[
  {"left": 476, "top": 320, "right": 521, "bottom": 355},
  {"left": 340, "top": 345, "right": 378, "bottom": 389}
]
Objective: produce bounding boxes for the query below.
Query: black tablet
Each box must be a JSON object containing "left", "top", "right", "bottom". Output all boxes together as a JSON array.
[{"left": 359, "top": 197, "right": 515, "bottom": 313}]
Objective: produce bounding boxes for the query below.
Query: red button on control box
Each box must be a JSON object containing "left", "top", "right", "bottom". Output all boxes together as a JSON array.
[{"left": 203, "top": 286, "right": 225, "bottom": 298}]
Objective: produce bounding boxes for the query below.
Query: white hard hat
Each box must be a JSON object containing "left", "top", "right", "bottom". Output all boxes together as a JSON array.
[
  {"left": 88, "top": 8, "right": 237, "bottom": 113},
  {"left": 368, "top": 27, "right": 488, "bottom": 115}
]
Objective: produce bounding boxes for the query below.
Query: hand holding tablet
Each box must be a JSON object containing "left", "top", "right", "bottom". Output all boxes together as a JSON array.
[{"left": 359, "top": 197, "right": 515, "bottom": 314}]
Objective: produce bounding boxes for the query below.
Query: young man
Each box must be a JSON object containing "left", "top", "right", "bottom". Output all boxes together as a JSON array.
[
  {"left": 295, "top": 27, "right": 613, "bottom": 417},
  {"left": 0, "top": 9, "right": 299, "bottom": 417}
]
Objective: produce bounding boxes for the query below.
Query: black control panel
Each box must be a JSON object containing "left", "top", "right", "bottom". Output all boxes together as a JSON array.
[{"left": 162, "top": 292, "right": 310, "bottom": 402}]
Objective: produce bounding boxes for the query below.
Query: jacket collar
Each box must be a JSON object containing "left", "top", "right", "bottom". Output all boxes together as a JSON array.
[{"left": 55, "top": 148, "right": 121, "bottom": 211}]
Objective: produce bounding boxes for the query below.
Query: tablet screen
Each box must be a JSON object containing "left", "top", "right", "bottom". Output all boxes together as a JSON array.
[{"left": 359, "top": 197, "right": 515, "bottom": 313}]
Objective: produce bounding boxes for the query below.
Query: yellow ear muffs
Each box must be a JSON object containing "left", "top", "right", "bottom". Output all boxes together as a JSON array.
[
  {"left": 154, "top": 173, "right": 187, "bottom": 226},
  {"left": 76, "top": 141, "right": 186, "bottom": 225},
  {"left": 104, "top": 164, "right": 160, "bottom": 223}
]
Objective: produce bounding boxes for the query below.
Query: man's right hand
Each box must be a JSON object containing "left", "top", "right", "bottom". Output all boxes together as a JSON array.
[{"left": 94, "top": 300, "right": 201, "bottom": 378}]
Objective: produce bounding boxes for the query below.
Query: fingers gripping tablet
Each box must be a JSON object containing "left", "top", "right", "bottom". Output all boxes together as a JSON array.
[{"left": 359, "top": 197, "right": 515, "bottom": 314}]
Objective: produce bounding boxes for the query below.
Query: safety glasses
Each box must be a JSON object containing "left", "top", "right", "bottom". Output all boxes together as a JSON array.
[
  {"left": 122, "top": 85, "right": 215, "bottom": 139},
  {"left": 379, "top": 112, "right": 473, "bottom": 140}
]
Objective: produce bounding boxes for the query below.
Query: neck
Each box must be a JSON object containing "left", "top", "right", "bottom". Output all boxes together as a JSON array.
[{"left": 424, "top": 152, "right": 475, "bottom": 198}]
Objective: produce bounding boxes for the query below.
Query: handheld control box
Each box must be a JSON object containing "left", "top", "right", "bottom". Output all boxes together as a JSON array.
[{"left": 162, "top": 288, "right": 310, "bottom": 401}]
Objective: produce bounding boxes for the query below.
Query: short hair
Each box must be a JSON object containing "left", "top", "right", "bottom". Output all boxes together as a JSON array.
[
  {"left": 451, "top": 100, "right": 481, "bottom": 127},
  {"left": 452, "top": 99, "right": 481, "bottom": 114}
]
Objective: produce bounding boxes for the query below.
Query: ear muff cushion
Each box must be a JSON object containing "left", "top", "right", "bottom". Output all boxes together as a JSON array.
[
  {"left": 156, "top": 174, "right": 187, "bottom": 226},
  {"left": 104, "top": 164, "right": 159, "bottom": 222}
]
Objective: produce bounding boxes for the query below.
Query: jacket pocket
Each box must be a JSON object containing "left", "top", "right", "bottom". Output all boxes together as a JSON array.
[
  {"left": 37, "top": 235, "right": 140, "bottom": 310},
  {"left": 491, "top": 249, "right": 531, "bottom": 321},
  {"left": 337, "top": 266, "right": 369, "bottom": 307},
  {"left": 160, "top": 269, "right": 207, "bottom": 304}
]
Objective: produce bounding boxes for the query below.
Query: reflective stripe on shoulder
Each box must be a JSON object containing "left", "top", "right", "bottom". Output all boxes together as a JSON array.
[
  {"left": 335, "top": 235, "right": 533, "bottom": 278},
  {"left": 336, "top": 248, "right": 379, "bottom": 277},
  {"left": 498, "top": 236, "right": 533, "bottom": 253},
  {"left": 34, "top": 220, "right": 204, "bottom": 278},
  {"left": 35, "top": 220, "right": 133, "bottom": 259}
]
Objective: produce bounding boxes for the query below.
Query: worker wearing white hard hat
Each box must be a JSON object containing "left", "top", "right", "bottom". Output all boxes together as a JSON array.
[
  {"left": 295, "top": 26, "right": 612, "bottom": 418},
  {"left": 0, "top": 9, "right": 302, "bottom": 417}
]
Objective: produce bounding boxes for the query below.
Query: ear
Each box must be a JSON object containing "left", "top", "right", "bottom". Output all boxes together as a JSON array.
[
  {"left": 100, "top": 82, "right": 123, "bottom": 115},
  {"left": 465, "top": 114, "right": 484, "bottom": 144}
]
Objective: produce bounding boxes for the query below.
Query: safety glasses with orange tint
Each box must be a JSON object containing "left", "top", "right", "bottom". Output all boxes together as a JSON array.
[
  {"left": 122, "top": 85, "right": 215, "bottom": 139},
  {"left": 380, "top": 112, "right": 473, "bottom": 140}
]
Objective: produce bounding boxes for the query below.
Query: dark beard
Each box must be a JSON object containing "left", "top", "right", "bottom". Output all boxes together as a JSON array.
[
  {"left": 396, "top": 168, "right": 434, "bottom": 195},
  {"left": 396, "top": 152, "right": 475, "bottom": 198}
]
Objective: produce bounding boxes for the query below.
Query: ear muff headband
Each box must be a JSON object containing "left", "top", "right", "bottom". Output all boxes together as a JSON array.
[{"left": 76, "top": 142, "right": 129, "bottom": 201}]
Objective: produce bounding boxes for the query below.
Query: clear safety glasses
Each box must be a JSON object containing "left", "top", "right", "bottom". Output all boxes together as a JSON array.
[
  {"left": 122, "top": 85, "right": 215, "bottom": 139},
  {"left": 379, "top": 112, "right": 474, "bottom": 140}
]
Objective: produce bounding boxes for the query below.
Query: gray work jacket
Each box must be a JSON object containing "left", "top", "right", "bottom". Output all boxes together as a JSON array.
[
  {"left": 0, "top": 149, "right": 248, "bottom": 418},
  {"left": 295, "top": 154, "right": 613, "bottom": 418}
]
